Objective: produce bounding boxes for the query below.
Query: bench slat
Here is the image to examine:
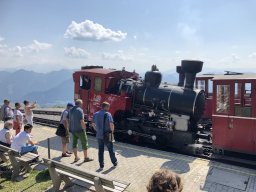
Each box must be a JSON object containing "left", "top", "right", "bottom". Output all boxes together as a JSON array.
[
  {"left": 43, "top": 158, "right": 115, "bottom": 188},
  {"left": 113, "top": 181, "right": 129, "bottom": 190},
  {"left": 73, "top": 178, "right": 123, "bottom": 192},
  {"left": 56, "top": 167, "right": 114, "bottom": 188},
  {"left": 0, "top": 145, "right": 12, "bottom": 153}
]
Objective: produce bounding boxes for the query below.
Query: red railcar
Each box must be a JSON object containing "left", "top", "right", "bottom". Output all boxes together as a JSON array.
[{"left": 212, "top": 74, "right": 256, "bottom": 155}]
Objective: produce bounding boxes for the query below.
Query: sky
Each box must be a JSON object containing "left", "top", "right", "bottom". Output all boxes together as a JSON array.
[{"left": 0, "top": 0, "right": 256, "bottom": 73}]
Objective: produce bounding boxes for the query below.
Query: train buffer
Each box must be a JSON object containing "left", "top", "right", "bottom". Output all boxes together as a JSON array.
[{"left": 0, "top": 122, "right": 256, "bottom": 192}]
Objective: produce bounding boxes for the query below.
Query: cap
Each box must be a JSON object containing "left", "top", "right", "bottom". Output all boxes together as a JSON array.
[{"left": 67, "top": 103, "right": 74, "bottom": 107}]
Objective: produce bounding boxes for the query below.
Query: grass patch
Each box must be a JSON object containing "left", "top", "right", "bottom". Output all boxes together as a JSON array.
[{"left": 0, "top": 169, "right": 52, "bottom": 192}]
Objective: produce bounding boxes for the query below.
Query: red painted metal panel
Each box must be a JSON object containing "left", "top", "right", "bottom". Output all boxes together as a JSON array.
[
  {"left": 213, "top": 115, "right": 256, "bottom": 154},
  {"left": 202, "top": 98, "right": 213, "bottom": 119}
]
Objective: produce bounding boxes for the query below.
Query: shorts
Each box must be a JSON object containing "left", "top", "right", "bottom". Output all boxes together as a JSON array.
[
  {"left": 72, "top": 131, "right": 88, "bottom": 150},
  {"left": 61, "top": 136, "right": 70, "bottom": 144}
]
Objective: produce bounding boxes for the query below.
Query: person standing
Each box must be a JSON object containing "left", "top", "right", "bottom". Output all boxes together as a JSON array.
[
  {"left": 0, "top": 99, "right": 14, "bottom": 122},
  {"left": 92, "top": 102, "right": 117, "bottom": 169},
  {"left": 24, "top": 100, "right": 36, "bottom": 125},
  {"left": 13, "top": 102, "right": 23, "bottom": 135},
  {"left": 11, "top": 124, "right": 38, "bottom": 154},
  {"left": 69, "top": 99, "right": 93, "bottom": 163},
  {"left": 0, "top": 121, "right": 14, "bottom": 147},
  {"left": 58, "top": 103, "right": 73, "bottom": 157}
]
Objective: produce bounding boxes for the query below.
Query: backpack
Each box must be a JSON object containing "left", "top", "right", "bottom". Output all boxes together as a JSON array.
[{"left": 0, "top": 105, "right": 5, "bottom": 121}]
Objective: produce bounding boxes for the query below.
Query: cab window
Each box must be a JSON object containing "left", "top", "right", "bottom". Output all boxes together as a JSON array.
[
  {"left": 197, "top": 80, "right": 205, "bottom": 90},
  {"left": 208, "top": 79, "right": 213, "bottom": 97},
  {"left": 94, "top": 77, "right": 102, "bottom": 92},
  {"left": 80, "top": 75, "right": 91, "bottom": 90},
  {"left": 216, "top": 85, "right": 230, "bottom": 114}
]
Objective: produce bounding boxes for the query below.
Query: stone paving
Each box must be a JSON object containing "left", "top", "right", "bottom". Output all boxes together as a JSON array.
[{"left": 1, "top": 122, "right": 256, "bottom": 192}]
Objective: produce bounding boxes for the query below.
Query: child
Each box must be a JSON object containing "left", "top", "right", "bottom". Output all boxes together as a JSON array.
[{"left": 13, "top": 102, "right": 23, "bottom": 135}]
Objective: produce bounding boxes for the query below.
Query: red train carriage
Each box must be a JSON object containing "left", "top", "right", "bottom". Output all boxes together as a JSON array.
[
  {"left": 212, "top": 74, "right": 256, "bottom": 155},
  {"left": 73, "top": 66, "right": 139, "bottom": 121}
]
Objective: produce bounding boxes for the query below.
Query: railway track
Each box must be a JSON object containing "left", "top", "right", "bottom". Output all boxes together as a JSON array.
[{"left": 32, "top": 111, "right": 256, "bottom": 168}]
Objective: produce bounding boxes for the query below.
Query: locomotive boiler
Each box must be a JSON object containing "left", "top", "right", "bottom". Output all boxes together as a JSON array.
[{"left": 117, "top": 60, "right": 206, "bottom": 146}]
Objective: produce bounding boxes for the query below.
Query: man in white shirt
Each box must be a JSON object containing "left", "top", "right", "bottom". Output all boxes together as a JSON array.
[{"left": 11, "top": 124, "right": 38, "bottom": 154}]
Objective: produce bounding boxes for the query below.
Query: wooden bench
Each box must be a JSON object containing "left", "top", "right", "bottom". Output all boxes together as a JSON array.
[
  {"left": 43, "top": 158, "right": 130, "bottom": 192},
  {"left": 0, "top": 144, "right": 39, "bottom": 180}
]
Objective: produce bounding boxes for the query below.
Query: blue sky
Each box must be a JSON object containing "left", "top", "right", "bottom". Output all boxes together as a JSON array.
[{"left": 0, "top": 0, "right": 256, "bottom": 73}]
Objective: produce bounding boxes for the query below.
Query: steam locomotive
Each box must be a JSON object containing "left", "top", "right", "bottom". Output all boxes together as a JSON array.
[{"left": 73, "top": 60, "right": 207, "bottom": 148}]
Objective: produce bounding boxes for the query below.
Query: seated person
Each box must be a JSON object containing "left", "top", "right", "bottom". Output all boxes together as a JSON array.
[
  {"left": 11, "top": 124, "right": 38, "bottom": 154},
  {"left": 147, "top": 169, "right": 183, "bottom": 192},
  {"left": 0, "top": 121, "right": 14, "bottom": 147}
]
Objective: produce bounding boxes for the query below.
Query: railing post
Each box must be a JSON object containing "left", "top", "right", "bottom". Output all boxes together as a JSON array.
[{"left": 47, "top": 138, "right": 51, "bottom": 159}]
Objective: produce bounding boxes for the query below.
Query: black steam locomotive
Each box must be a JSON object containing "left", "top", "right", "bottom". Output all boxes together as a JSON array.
[{"left": 116, "top": 60, "right": 206, "bottom": 147}]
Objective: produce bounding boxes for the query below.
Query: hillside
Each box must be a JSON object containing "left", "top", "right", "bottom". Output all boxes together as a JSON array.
[{"left": 0, "top": 69, "right": 74, "bottom": 107}]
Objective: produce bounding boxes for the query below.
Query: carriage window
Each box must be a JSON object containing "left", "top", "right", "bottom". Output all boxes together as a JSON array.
[
  {"left": 80, "top": 75, "right": 91, "bottom": 90},
  {"left": 244, "top": 83, "right": 252, "bottom": 106},
  {"left": 216, "top": 85, "right": 230, "bottom": 114},
  {"left": 197, "top": 80, "right": 205, "bottom": 90},
  {"left": 234, "top": 82, "right": 242, "bottom": 105},
  {"left": 208, "top": 79, "right": 213, "bottom": 97},
  {"left": 94, "top": 77, "right": 102, "bottom": 92}
]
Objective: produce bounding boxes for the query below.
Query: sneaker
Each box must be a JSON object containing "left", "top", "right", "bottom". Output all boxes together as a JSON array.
[
  {"left": 66, "top": 151, "right": 72, "bottom": 154},
  {"left": 113, "top": 161, "right": 118, "bottom": 167},
  {"left": 84, "top": 157, "right": 94, "bottom": 162},
  {"left": 62, "top": 153, "right": 71, "bottom": 157}
]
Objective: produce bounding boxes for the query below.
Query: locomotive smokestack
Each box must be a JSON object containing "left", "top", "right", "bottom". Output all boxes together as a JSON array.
[
  {"left": 176, "top": 66, "right": 185, "bottom": 87},
  {"left": 181, "top": 60, "right": 203, "bottom": 89}
]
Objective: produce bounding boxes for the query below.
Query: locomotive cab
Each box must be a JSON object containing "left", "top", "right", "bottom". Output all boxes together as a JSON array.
[{"left": 73, "top": 66, "right": 139, "bottom": 121}]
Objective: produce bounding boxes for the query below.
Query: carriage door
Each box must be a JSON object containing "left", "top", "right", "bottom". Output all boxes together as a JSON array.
[
  {"left": 79, "top": 75, "right": 91, "bottom": 115},
  {"left": 232, "top": 81, "right": 255, "bottom": 154},
  {"left": 212, "top": 82, "right": 232, "bottom": 150}
]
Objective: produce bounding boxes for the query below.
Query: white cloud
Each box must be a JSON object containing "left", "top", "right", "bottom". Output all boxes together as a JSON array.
[
  {"left": 102, "top": 50, "right": 132, "bottom": 61},
  {"left": 64, "top": 46, "right": 90, "bottom": 58},
  {"left": 177, "top": 22, "right": 197, "bottom": 41},
  {"left": 64, "top": 20, "right": 127, "bottom": 42},
  {"left": 0, "top": 36, "right": 4, "bottom": 42},
  {"left": 26, "top": 40, "right": 52, "bottom": 52},
  {"left": 231, "top": 53, "right": 240, "bottom": 62},
  {"left": 11, "top": 46, "right": 23, "bottom": 57},
  {"left": 0, "top": 40, "right": 52, "bottom": 57},
  {"left": 133, "top": 35, "right": 137, "bottom": 40},
  {"left": 248, "top": 52, "right": 256, "bottom": 58}
]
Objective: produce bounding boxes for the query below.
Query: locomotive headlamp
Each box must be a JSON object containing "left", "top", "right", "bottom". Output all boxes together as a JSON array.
[
  {"left": 152, "top": 135, "right": 157, "bottom": 141},
  {"left": 128, "top": 130, "right": 133, "bottom": 135}
]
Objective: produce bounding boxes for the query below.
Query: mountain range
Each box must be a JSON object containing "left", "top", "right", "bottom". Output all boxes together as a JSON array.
[
  {"left": 0, "top": 67, "right": 255, "bottom": 107},
  {"left": 0, "top": 69, "right": 74, "bottom": 107}
]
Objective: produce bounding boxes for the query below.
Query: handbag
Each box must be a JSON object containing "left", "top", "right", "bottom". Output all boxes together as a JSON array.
[
  {"left": 56, "top": 110, "right": 68, "bottom": 137},
  {"left": 56, "top": 124, "right": 67, "bottom": 137},
  {"left": 103, "top": 113, "right": 114, "bottom": 142}
]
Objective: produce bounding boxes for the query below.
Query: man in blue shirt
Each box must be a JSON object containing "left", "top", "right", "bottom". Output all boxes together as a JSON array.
[{"left": 92, "top": 102, "right": 117, "bottom": 169}]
